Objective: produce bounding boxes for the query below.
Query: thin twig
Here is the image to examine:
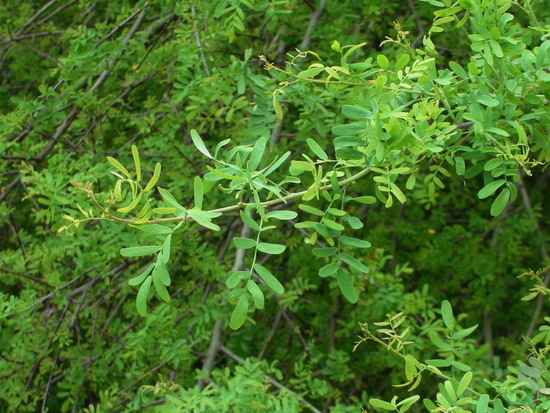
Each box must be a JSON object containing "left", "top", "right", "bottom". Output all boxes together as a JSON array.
[
  {"left": 300, "top": 0, "right": 328, "bottom": 51},
  {"left": 14, "top": 0, "right": 58, "bottom": 36},
  {"left": 103, "top": 166, "right": 373, "bottom": 225},
  {"left": 518, "top": 175, "right": 550, "bottom": 337},
  {"left": 191, "top": 4, "right": 211, "bottom": 76},
  {"left": 0, "top": 266, "right": 51, "bottom": 287},
  {"left": 406, "top": 0, "right": 425, "bottom": 49}
]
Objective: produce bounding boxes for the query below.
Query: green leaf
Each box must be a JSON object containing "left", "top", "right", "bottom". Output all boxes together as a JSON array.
[
  {"left": 344, "top": 216, "right": 363, "bottom": 229},
  {"left": 295, "top": 221, "right": 317, "bottom": 229},
  {"left": 322, "top": 218, "right": 344, "bottom": 231},
  {"left": 332, "top": 123, "right": 366, "bottom": 136},
  {"left": 336, "top": 269, "right": 358, "bottom": 303},
  {"left": 136, "top": 276, "right": 152, "bottom": 316},
  {"left": 247, "top": 279, "right": 264, "bottom": 309},
  {"left": 334, "top": 137, "right": 364, "bottom": 147},
  {"left": 478, "top": 179, "right": 506, "bottom": 199},
  {"left": 190, "top": 129, "right": 212, "bottom": 158},
  {"left": 136, "top": 224, "right": 172, "bottom": 235},
  {"left": 128, "top": 263, "right": 155, "bottom": 286},
  {"left": 451, "top": 360, "right": 471, "bottom": 372},
  {"left": 352, "top": 196, "right": 376, "bottom": 204},
  {"left": 452, "top": 324, "right": 478, "bottom": 340},
  {"left": 299, "top": 204, "right": 324, "bottom": 216},
  {"left": 441, "top": 300, "right": 454, "bottom": 328},
  {"left": 405, "top": 175, "right": 416, "bottom": 190},
  {"left": 397, "top": 395, "right": 420, "bottom": 413},
  {"left": 490, "top": 188, "right": 510, "bottom": 217},
  {"left": 370, "top": 398, "right": 395, "bottom": 411},
  {"left": 120, "top": 245, "right": 161, "bottom": 257},
  {"left": 240, "top": 210, "right": 260, "bottom": 230},
  {"left": 319, "top": 262, "right": 339, "bottom": 277},
  {"left": 107, "top": 156, "right": 131, "bottom": 179},
  {"left": 339, "top": 253, "right": 369, "bottom": 273},
  {"left": 153, "top": 268, "right": 170, "bottom": 302},
  {"left": 428, "top": 331, "right": 452, "bottom": 351},
  {"left": 306, "top": 138, "right": 328, "bottom": 160},
  {"left": 144, "top": 162, "right": 161, "bottom": 192},
  {"left": 131, "top": 145, "right": 141, "bottom": 182},
  {"left": 395, "top": 54, "right": 411, "bottom": 71},
  {"left": 117, "top": 191, "right": 143, "bottom": 213},
  {"left": 263, "top": 151, "right": 291, "bottom": 176},
  {"left": 158, "top": 187, "right": 185, "bottom": 214},
  {"left": 426, "top": 359, "right": 452, "bottom": 367},
  {"left": 254, "top": 264, "right": 284, "bottom": 294},
  {"left": 476, "top": 394, "right": 489, "bottom": 413},
  {"left": 342, "top": 105, "right": 370, "bottom": 120},
  {"left": 273, "top": 96, "right": 283, "bottom": 119},
  {"left": 154, "top": 260, "right": 171, "bottom": 286},
  {"left": 457, "top": 371, "right": 473, "bottom": 396},
  {"left": 455, "top": 156, "right": 465, "bottom": 176},
  {"left": 423, "top": 399, "right": 437, "bottom": 412},
  {"left": 404, "top": 355, "right": 417, "bottom": 380},
  {"left": 229, "top": 294, "right": 249, "bottom": 330},
  {"left": 376, "top": 75, "right": 387, "bottom": 93},
  {"left": 297, "top": 66, "right": 325, "bottom": 79},
  {"left": 389, "top": 182, "right": 406, "bottom": 204},
  {"left": 477, "top": 95, "right": 499, "bottom": 107},
  {"left": 227, "top": 271, "right": 249, "bottom": 288},
  {"left": 161, "top": 234, "right": 171, "bottom": 263},
  {"left": 233, "top": 237, "right": 257, "bottom": 249},
  {"left": 206, "top": 165, "right": 247, "bottom": 182},
  {"left": 187, "top": 209, "right": 221, "bottom": 231},
  {"left": 377, "top": 54, "right": 389, "bottom": 69},
  {"left": 266, "top": 210, "right": 297, "bottom": 220},
  {"left": 257, "top": 243, "right": 286, "bottom": 254},
  {"left": 340, "top": 236, "right": 371, "bottom": 248},
  {"left": 249, "top": 137, "right": 267, "bottom": 170},
  {"left": 312, "top": 247, "right": 338, "bottom": 257},
  {"left": 327, "top": 207, "right": 346, "bottom": 216},
  {"left": 193, "top": 176, "right": 203, "bottom": 209}
]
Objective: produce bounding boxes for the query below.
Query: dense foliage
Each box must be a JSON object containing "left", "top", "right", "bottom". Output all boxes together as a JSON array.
[{"left": 1, "top": 0, "right": 549, "bottom": 412}]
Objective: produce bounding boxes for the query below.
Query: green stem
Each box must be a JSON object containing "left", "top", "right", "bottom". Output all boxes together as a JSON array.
[{"left": 107, "top": 167, "right": 372, "bottom": 225}]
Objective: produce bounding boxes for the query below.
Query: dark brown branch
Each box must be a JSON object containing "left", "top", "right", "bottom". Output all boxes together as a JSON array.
[
  {"left": 518, "top": 175, "right": 550, "bottom": 338},
  {"left": 406, "top": 0, "right": 425, "bottom": 48},
  {"left": 0, "top": 31, "right": 66, "bottom": 46},
  {"left": 0, "top": 266, "right": 51, "bottom": 287},
  {"left": 299, "top": 0, "right": 328, "bottom": 51}
]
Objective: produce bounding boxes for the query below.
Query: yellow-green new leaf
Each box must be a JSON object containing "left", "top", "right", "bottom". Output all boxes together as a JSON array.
[
  {"left": 144, "top": 162, "right": 161, "bottom": 192},
  {"left": 107, "top": 156, "right": 131, "bottom": 179},
  {"left": 117, "top": 191, "right": 143, "bottom": 213},
  {"left": 457, "top": 371, "right": 473, "bottom": 396},
  {"left": 397, "top": 395, "right": 420, "bottom": 413},
  {"left": 370, "top": 398, "right": 395, "bottom": 411},
  {"left": 131, "top": 145, "right": 141, "bottom": 182}
]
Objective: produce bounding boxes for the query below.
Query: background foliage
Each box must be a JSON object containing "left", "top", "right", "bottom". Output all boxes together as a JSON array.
[{"left": 0, "top": 0, "right": 549, "bottom": 412}]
